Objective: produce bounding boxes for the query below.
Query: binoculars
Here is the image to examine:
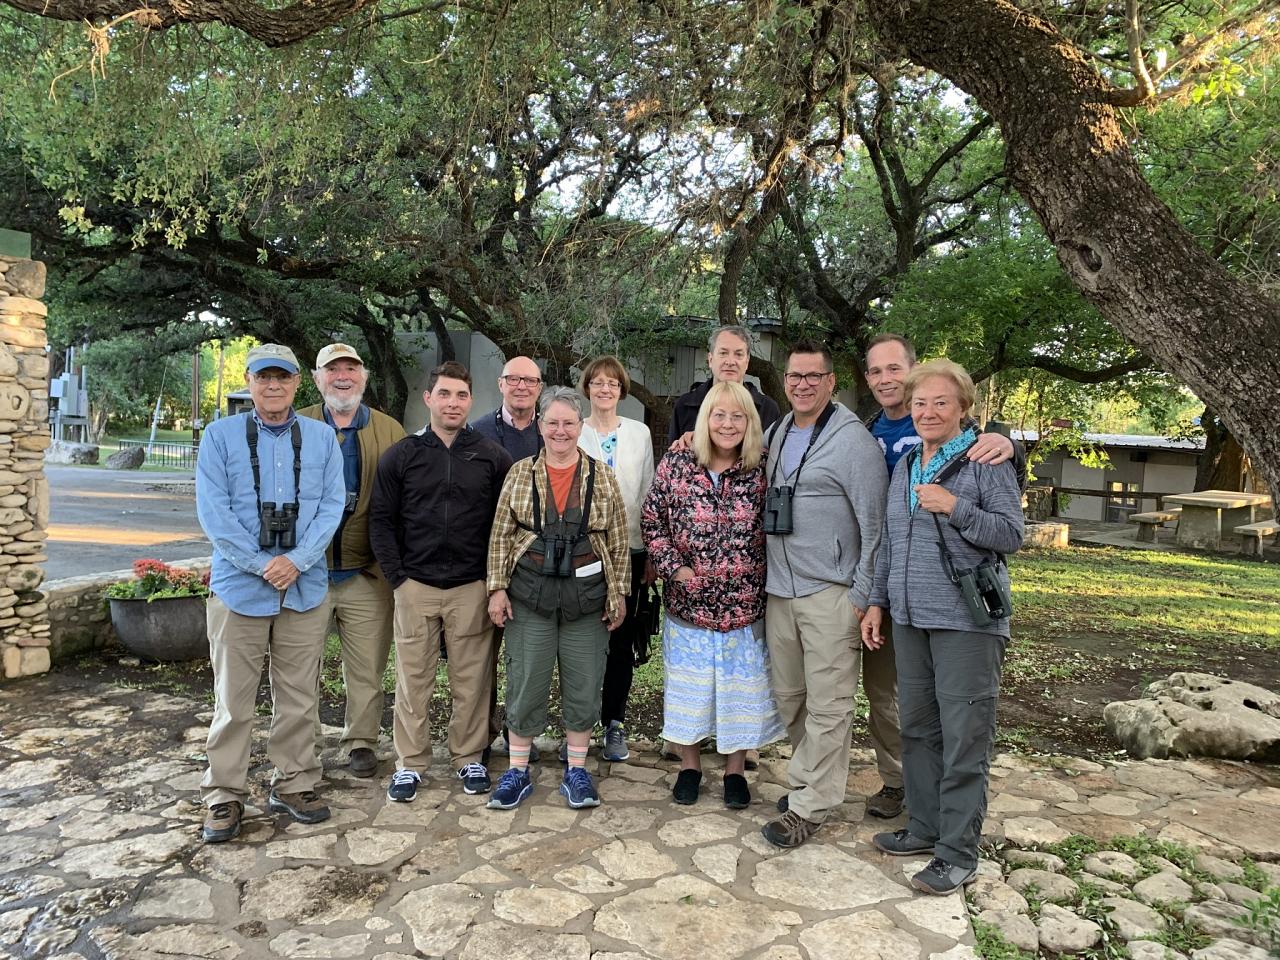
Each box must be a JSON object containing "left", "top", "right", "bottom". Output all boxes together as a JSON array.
[
  {"left": 258, "top": 502, "right": 299, "bottom": 549},
  {"left": 764, "top": 484, "right": 794, "bottom": 535},
  {"left": 540, "top": 536, "right": 576, "bottom": 578},
  {"left": 343, "top": 490, "right": 359, "bottom": 514},
  {"left": 956, "top": 562, "right": 1012, "bottom": 622}
]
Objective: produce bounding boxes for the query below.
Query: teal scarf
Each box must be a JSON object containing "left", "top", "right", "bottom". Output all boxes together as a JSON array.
[{"left": 909, "top": 427, "right": 978, "bottom": 514}]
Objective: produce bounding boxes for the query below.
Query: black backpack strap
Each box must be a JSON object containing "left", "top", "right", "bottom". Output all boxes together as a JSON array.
[{"left": 577, "top": 456, "right": 596, "bottom": 538}]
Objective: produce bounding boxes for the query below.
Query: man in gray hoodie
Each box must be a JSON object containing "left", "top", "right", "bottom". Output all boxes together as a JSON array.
[{"left": 760, "top": 339, "right": 889, "bottom": 849}]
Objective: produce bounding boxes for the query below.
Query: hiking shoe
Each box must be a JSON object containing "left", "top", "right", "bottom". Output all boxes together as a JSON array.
[
  {"left": 201, "top": 801, "right": 242, "bottom": 843},
  {"left": 387, "top": 769, "right": 422, "bottom": 803},
  {"left": 911, "top": 857, "right": 977, "bottom": 895},
  {"left": 268, "top": 790, "right": 330, "bottom": 824},
  {"left": 672, "top": 768, "right": 702, "bottom": 805},
  {"left": 761, "top": 810, "right": 820, "bottom": 849},
  {"left": 488, "top": 767, "right": 533, "bottom": 810},
  {"left": 723, "top": 773, "right": 750, "bottom": 810},
  {"left": 560, "top": 767, "right": 602, "bottom": 809},
  {"left": 348, "top": 747, "right": 378, "bottom": 779},
  {"left": 601, "top": 721, "right": 630, "bottom": 762},
  {"left": 873, "top": 828, "right": 935, "bottom": 856},
  {"left": 458, "top": 762, "right": 492, "bottom": 795},
  {"left": 867, "top": 785, "right": 905, "bottom": 818}
]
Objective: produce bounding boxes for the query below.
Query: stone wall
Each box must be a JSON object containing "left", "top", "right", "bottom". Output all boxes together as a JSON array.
[{"left": 0, "top": 254, "right": 51, "bottom": 680}]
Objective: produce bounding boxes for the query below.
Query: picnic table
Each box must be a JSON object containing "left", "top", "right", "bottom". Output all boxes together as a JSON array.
[{"left": 1162, "top": 489, "right": 1273, "bottom": 550}]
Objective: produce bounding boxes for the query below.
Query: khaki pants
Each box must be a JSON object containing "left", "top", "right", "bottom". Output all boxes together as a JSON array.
[
  {"left": 863, "top": 619, "right": 904, "bottom": 789},
  {"left": 392, "top": 579, "right": 495, "bottom": 774},
  {"left": 765, "top": 584, "right": 859, "bottom": 823},
  {"left": 322, "top": 570, "right": 394, "bottom": 751},
  {"left": 201, "top": 594, "right": 329, "bottom": 806}
]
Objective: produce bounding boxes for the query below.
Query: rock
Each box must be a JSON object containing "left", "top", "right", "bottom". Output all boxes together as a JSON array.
[
  {"left": 1190, "top": 939, "right": 1273, "bottom": 960},
  {"left": 268, "top": 929, "right": 370, "bottom": 958},
  {"left": 1133, "top": 872, "right": 1194, "bottom": 906},
  {"left": 104, "top": 446, "right": 146, "bottom": 470},
  {"left": 1104, "top": 673, "right": 1280, "bottom": 762},
  {"left": 751, "top": 843, "right": 900, "bottom": 910},
  {"left": 1002, "top": 849, "right": 1066, "bottom": 872},
  {"left": 1035, "top": 902, "right": 1102, "bottom": 953},
  {"left": 1079, "top": 872, "right": 1128, "bottom": 895},
  {"left": 1083, "top": 850, "right": 1143, "bottom": 882},
  {"left": 392, "top": 884, "right": 485, "bottom": 956},
  {"left": 1002, "top": 816, "right": 1071, "bottom": 847},
  {"left": 344, "top": 828, "right": 416, "bottom": 865},
  {"left": 4, "top": 259, "right": 45, "bottom": 299},
  {"left": 51, "top": 829, "right": 190, "bottom": 879},
  {"left": 241, "top": 866, "right": 389, "bottom": 924},
  {"left": 1101, "top": 897, "right": 1167, "bottom": 940},
  {"left": 553, "top": 864, "right": 620, "bottom": 894},
  {"left": 91, "top": 924, "right": 241, "bottom": 960},
  {"left": 1130, "top": 942, "right": 1188, "bottom": 960},
  {"left": 46, "top": 440, "right": 99, "bottom": 465},
  {"left": 1007, "top": 868, "right": 1080, "bottom": 903},
  {"left": 595, "top": 838, "right": 677, "bottom": 881},
  {"left": 1184, "top": 901, "right": 1257, "bottom": 944},
  {"left": 492, "top": 887, "right": 593, "bottom": 926},
  {"left": 656, "top": 812, "right": 741, "bottom": 847},
  {"left": 1162, "top": 797, "right": 1280, "bottom": 861},
  {"left": 458, "top": 923, "right": 589, "bottom": 960},
  {"left": 976, "top": 909, "right": 1039, "bottom": 952},
  {"left": 798, "top": 910, "right": 923, "bottom": 960},
  {"left": 969, "top": 877, "right": 1029, "bottom": 914},
  {"left": 895, "top": 892, "right": 969, "bottom": 939},
  {"left": 691, "top": 844, "right": 740, "bottom": 884},
  {"left": 1194, "top": 854, "right": 1244, "bottom": 883},
  {"left": 0, "top": 344, "right": 17, "bottom": 377},
  {"left": 1218, "top": 882, "right": 1264, "bottom": 906}
]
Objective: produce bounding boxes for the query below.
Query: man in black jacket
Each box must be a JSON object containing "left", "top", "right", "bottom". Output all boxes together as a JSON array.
[
  {"left": 667, "top": 325, "right": 782, "bottom": 443},
  {"left": 369, "top": 361, "right": 513, "bottom": 803}
]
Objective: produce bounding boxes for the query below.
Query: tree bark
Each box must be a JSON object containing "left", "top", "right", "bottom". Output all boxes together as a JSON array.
[
  {"left": 1195, "top": 407, "right": 1249, "bottom": 492},
  {"left": 866, "top": 0, "right": 1280, "bottom": 499}
]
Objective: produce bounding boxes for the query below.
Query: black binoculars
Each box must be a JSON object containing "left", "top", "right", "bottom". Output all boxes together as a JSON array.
[
  {"left": 956, "top": 563, "right": 1012, "bottom": 622},
  {"left": 764, "top": 484, "right": 794, "bottom": 535},
  {"left": 259, "top": 502, "right": 299, "bottom": 549},
  {"left": 343, "top": 490, "right": 359, "bottom": 514},
  {"left": 540, "top": 536, "right": 576, "bottom": 578}
]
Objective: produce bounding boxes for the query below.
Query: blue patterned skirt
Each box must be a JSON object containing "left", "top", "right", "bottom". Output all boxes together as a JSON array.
[{"left": 661, "top": 614, "right": 785, "bottom": 753}]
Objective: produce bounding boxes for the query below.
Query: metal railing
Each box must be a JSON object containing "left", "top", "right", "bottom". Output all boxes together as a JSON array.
[{"left": 117, "top": 439, "right": 199, "bottom": 470}]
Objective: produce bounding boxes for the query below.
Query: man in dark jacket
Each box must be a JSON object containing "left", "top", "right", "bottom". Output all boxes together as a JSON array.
[
  {"left": 298, "top": 343, "right": 406, "bottom": 779},
  {"left": 370, "top": 361, "right": 513, "bottom": 803},
  {"left": 667, "top": 325, "right": 781, "bottom": 443}
]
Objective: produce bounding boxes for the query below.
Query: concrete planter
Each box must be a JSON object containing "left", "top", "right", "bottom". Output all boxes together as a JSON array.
[{"left": 107, "top": 595, "right": 208, "bottom": 661}]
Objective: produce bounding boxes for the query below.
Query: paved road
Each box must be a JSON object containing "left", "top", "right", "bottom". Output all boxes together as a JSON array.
[{"left": 46, "top": 465, "right": 210, "bottom": 580}]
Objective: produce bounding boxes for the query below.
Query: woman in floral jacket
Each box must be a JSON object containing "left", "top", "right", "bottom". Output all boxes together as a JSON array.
[{"left": 642, "top": 381, "right": 784, "bottom": 809}]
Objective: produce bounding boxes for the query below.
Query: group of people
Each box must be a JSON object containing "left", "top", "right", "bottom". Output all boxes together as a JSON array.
[{"left": 194, "top": 325, "right": 1025, "bottom": 896}]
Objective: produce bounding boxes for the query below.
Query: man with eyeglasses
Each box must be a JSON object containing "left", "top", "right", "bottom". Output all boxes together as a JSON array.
[
  {"left": 195, "top": 343, "right": 345, "bottom": 843},
  {"left": 759, "top": 339, "right": 888, "bottom": 849},
  {"left": 667, "top": 325, "right": 781, "bottom": 443}
]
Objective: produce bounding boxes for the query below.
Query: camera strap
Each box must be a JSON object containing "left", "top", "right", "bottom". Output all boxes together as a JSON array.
[
  {"left": 530, "top": 455, "right": 596, "bottom": 541},
  {"left": 768, "top": 402, "right": 836, "bottom": 487},
  {"left": 245, "top": 415, "right": 303, "bottom": 512}
]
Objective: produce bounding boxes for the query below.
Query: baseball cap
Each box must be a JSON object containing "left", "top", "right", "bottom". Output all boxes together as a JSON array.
[
  {"left": 316, "top": 343, "right": 364, "bottom": 368},
  {"left": 246, "top": 344, "right": 300, "bottom": 375}
]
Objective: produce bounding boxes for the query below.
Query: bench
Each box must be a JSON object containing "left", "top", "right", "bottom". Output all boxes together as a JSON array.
[
  {"left": 1234, "top": 519, "right": 1280, "bottom": 557},
  {"left": 1129, "top": 508, "right": 1182, "bottom": 542}
]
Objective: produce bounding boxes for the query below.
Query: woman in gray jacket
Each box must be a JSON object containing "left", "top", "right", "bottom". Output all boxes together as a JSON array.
[{"left": 862, "top": 358, "right": 1023, "bottom": 896}]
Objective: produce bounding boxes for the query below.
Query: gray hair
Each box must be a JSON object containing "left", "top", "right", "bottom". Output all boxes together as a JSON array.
[
  {"left": 709, "top": 324, "right": 754, "bottom": 353},
  {"left": 538, "top": 386, "right": 584, "bottom": 420}
]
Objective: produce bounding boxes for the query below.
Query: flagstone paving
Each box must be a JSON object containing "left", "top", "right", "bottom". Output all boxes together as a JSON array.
[{"left": 1, "top": 673, "right": 1278, "bottom": 960}]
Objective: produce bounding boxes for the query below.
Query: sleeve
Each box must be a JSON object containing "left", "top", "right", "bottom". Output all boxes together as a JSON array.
[
  {"left": 869, "top": 512, "right": 891, "bottom": 609},
  {"left": 640, "top": 458, "right": 683, "bottom": 580},
  {"left": 601, "top": 469, "right": 632, "bottom": 618},
  {"left": 492, "top": 447, "right": 515, "bottom": 517},
  {"left": 285, "top": 429, "right": 345, "bottom": 573},
  {"left": 195, "top": 426, "right": 272, "bottom": 576},
  {"left": 666, "top": 406, "right": 680, "bottom": 445},
  {"left": 843, "top": 426, "right": 890, "bottom": 611},
  {"left": 368, "top": 442, "right": 407, "bottom": 588},
  {"left": 486, "top": 469, "right": 522, "bottom": 593},
  {"left": 948, "top": 461, "right": 1025, "bottom": 555},
  {"left": 976, "top": 418, "right": 1028, "bottom": 490}
]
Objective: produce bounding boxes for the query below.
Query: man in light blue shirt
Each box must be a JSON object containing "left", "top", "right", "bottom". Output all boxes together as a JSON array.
[{"left": 196, "top": 343, "right": 345, "bottom": 843}]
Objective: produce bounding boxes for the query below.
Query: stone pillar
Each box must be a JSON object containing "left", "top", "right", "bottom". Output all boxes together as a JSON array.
[{"left": 0, "top": 250, "right": 52, "bottom": 679}]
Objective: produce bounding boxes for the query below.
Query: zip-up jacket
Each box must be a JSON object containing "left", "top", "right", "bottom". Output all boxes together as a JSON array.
[
  {"left": 863, "top": 409, "right": 1029, "bottom": 489},
  {"left": 668, "top": 378, "right": 781, "bottom": 444},
  {"left": 869, "top": 453, "right": 1024, "bottom": 637},
  {"left": 369, "top": 427, "right": 513, "bottom": 589}
]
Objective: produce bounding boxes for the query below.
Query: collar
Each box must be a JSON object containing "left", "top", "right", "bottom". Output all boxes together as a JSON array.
[
  {"left": 322, "top": 403, "right": 369, "bottom": 431},
  {"left": 252, "top": 407, "right": 297, "bottom": 430},
  {"left": 501, "top": 405, "right": 536, "bottom": 430}
]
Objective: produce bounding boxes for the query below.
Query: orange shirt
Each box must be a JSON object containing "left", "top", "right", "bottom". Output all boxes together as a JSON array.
[{"left": 546, "top": 462, "right": 577, "bottom": 515}]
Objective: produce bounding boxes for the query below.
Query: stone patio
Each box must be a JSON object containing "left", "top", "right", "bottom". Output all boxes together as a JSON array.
[{"left": 1, "top": 672, "right": 1278, "bottom": 960}]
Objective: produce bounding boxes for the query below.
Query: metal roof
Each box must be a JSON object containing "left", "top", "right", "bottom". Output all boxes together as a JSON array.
[{"left": 1010, "top": 430, "right": 1205, "bottom": 452}]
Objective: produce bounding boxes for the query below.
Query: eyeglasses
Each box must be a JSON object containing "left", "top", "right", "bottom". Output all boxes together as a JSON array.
[
  {"left": 709, "top": 411, "right": 747, "bottom": 426},
  {"left": 784, "top": 371, "right": 831, "bottom": 386},
  {"left": 501, "top": 375, "right": 542, "bottom": 387},
  {"left": 542, "top": 419, "right": 581, "bottom": 430},
  {"left": 588, "top": 378, "right": 621, "bottom": 391},
  {"left": 252, "top": 371, "right": 296, "bottom": 384}
]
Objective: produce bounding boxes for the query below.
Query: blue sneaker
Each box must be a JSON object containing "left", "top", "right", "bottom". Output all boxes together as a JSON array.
[
  {"left": 487, "top": 767, "right": 533, "bottom": 810},
  {"left": 458, "top": 762, "right": 492, "bottom": 795},
  {"left": 560, "top": 767, "right": 601, "bottom": 809},
  {"left": 387, "top": 769, "right": 422, "bottom": 803}
]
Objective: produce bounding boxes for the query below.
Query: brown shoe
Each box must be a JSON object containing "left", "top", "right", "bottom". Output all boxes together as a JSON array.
[
  {"left": 761, "top": 810, "right": 820, "bottom": 849},
  {"left": 268, "top": 790, "right": 331, "bottom": 824},
  {"left": 866, "top": 785, "right": 904, "bottom": 819},
  {"left": 201, "top": 800, "right": 242, "bottom": 843},
  {"left": 348, "top": 747, "right": 378, "bottom": 778}
]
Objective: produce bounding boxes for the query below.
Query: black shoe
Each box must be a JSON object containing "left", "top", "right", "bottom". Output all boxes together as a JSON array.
[
  {"left": 673, "top": 769, "right": 702, "bottom": 805},
  {"left": 201, "top": 801, "right": 242, "bottom": 843},
  {"left": 777, "top": 793, "right": 789, "bottom": 813},
  {"left": 267, "top": 790, "right": 330, "bottom": 824},
  {"left": 348, "top": 747, "right": 378, "bottom": 779},
  {"left": 723, "top": 773, "right": 750, "bottom": 810},
  {"left": 866, "top": 785, "right": 905, "bottom": 818},
  {"left": 761, "top": 810, "right": 819, "bottom": 849},
  {"left": 481, "top": 745, "right": 492, "bottom": 766},
  {"left": 872, "top": 828, "right": 934, "bottom": 856},
  {"left": 911, "top": 857, "right": 977, "bottom": 895}
]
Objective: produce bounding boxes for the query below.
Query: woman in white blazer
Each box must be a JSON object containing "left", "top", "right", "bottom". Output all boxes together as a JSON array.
[{"left": 577, "top": 355, "right": 656, "bottom": 763}]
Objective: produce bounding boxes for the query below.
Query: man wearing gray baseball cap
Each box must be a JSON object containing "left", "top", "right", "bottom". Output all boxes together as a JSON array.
[{"left": 195, "top": 343, "right": 346, "bottom": 842}]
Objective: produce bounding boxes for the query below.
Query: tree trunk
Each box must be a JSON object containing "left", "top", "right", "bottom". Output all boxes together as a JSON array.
[
  {"left": 1195, "top": 407, "right": 1249, "bottom": 492},
  {"left": 866, "top": 0, "right": 1280, "bottom": 500}
]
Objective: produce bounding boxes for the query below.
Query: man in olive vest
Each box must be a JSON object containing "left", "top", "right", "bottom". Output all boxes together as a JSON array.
[{"left": 299, "top": 343, "right": 406, "bottom": 778}]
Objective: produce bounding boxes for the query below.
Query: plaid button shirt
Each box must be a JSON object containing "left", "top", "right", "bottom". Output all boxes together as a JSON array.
[{"left": 487, "top": 451, "right": 632, "bottom": 619}]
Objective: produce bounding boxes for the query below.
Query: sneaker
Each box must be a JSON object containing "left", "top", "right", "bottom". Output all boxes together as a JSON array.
[
  {"left": 723, "top": 773, "right": 750, "bottom": 810},
  {"left": 873, "top": 828, "right": 935, "bottom": 856},
  {"left": 201, "top": 801, "right": 242, "bottom": 843},
  {"left": 387, "top": 769, "right": 422, "bottom": 803},
  {"left": 560, "top": 767, "right": 602, "bottom": 809},
  {"left": 267, "top": 790, "right": 330, "bottom": 824},
  {"left": 601, "top": 721, "right": 630, "bottom": 762},
  {"left": 488, "top": 766, "right": 533, "bottom": 810},
  {"left": 866, "top": 785, "right": 905, "bottom": 819},
  {"left": 911, "top": 856, "right": 977, "bottom": 895},
  {"left": 457, "top": 762, "right": 492, "bottom": 795},
  {"left": 672, "top": 768, "right": 701, "bottom": 805},
  {"left": 761, "top": 810, "right": 820, "bottom": 849},
  {"left": 348, "top": 747, "right": 378, "bottom": 779}
]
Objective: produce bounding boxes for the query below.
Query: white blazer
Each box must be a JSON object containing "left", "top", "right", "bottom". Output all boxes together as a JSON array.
[{"left": 579, "top": 417, "right": 655, "bottom": 551}]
